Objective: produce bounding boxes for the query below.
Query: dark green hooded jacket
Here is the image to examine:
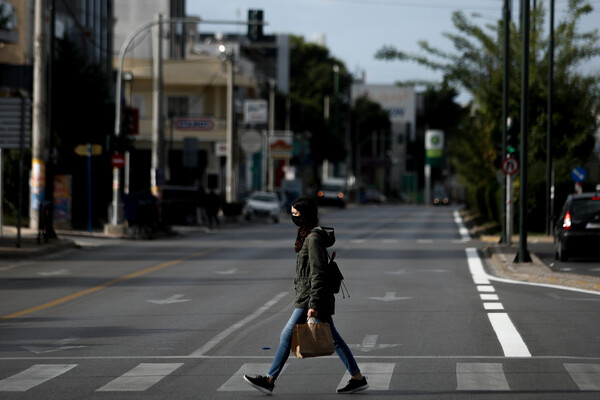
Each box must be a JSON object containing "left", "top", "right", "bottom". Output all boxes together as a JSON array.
[{"left": 294, "top": 226, "right": 336, "bottom": 316}]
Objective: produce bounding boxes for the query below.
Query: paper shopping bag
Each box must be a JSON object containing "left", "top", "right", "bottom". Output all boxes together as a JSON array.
[{"left": 291, "top": 318, "right": 335, "bottom": 358}]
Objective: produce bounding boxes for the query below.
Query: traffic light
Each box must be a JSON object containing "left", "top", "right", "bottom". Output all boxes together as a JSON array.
[
  {"left": 506, "top": 119, "right": 519, "bottom": 156},
  {"left": 247, "top": 9, "right": 264, "bottom": 41},
  {"left": 121, "top": 106, "right": 139, "bottom": 135}
]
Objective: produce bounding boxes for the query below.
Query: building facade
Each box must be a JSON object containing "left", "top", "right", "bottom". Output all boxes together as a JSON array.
[{"left": 351, "top": 83, "right": 416, "bottom": 198}]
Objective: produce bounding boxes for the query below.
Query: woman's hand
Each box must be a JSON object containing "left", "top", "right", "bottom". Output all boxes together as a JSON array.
[{"left": 307, "top": 308, "right": 318, "bottom": 318}]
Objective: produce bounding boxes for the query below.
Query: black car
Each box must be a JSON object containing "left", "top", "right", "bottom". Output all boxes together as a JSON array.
[{"left": 554, "top": 192, "right": 600, "bottom": 261}]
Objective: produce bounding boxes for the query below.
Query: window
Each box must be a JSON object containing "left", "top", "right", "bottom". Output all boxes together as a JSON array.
[{"left": 168, "top": 97, "right": 189, "bottom": 118}]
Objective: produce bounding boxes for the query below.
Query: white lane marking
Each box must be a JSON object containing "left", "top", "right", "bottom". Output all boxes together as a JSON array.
[
  {"left": 218, "top": 363, "right": 287, "bottom": 391},
  {"left": 189, "top": 291, "right": 289, "bottom": 357},
  {"left": 453, "top": 210, "right": 471, "bottom": 241},
  {"left": 481, "top": 294, "right": 499, "bottom": 301},
  {"left": 96, "top": 363, "right": 183, "bottom": 391},
  {"left": 350, "top": 239, "right": 365, "bottom": 244},
  {"left": 466, "top": 249, "right": 530, "bottom": 358},
  {"left": 368, "top": 292, "right": 411, "bottom": 302},
  {"left": 564, "top": 363, "right": 600, "bottom": 390},
  {"left": 488, "top": 274, "right": 600, "bottom": 296},
  {"left": 456, "top": 363, "right": 510, "bottom": 391},
  {"left": 466, "top": 248, "right": 490, "bottom": 285},
  {"left": 483, "top": 303, "right": 505, "bottom": 310},
  {"left": 487, "top": 313, "right": 531, "bottom": 357},
  {"left": 417, "top": 239, "right": 434, "bottom": 244},
  {"left": 339, "top": 363, "right": 395, "bottom": 391},
  {"left": 0, "top": 364, "right": 77, "bottom": 392},
  {"left": 147, "top": 294, "right": 191, "bottom": 305}
]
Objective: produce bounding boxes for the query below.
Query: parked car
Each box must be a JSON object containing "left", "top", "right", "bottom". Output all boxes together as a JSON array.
[
  {"left": 554, "top": 192, "right": 600, "bottom": 261},
  {"left": 243, "top": 191, "right": 282, "bottom": 223}
]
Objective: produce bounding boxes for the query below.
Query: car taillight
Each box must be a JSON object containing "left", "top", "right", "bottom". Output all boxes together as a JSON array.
[
  {"left": 563, "top": 211, "right": 572, "bottom": 230},
  {"left": 592, "top": 196, "right": 600, "bottom": 201}
]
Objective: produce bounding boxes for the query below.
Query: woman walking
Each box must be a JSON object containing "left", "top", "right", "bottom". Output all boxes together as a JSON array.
[{"left": 243, "top": 196, "right": 368, "bottom": 395}]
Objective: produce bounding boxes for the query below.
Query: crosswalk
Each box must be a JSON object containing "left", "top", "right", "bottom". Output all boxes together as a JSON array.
[{"left": 1, "top": 361, "right": 599, "bottom": 393}]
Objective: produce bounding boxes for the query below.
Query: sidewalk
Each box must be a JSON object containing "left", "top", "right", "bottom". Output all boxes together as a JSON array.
[
  {"left": 0, "top": 226, "right": 78, "bottom": 260},
  {"left": 482, "top": 235, "right": 600, "bottom": 293}
]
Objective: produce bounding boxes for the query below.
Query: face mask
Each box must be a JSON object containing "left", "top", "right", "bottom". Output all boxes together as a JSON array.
[{"left": 291, "top": 215, "right": 303, "bottom": 226}]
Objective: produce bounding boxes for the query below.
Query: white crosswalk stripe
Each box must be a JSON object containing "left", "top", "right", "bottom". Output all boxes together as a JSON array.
[
  {"left": 339, "top": 363, "right": 395, "bottom": 391},
  {"left": 1, "top": 361, "right": 600, "bottom": 393},
  {"left": 564, "top": 363, "right": 600, "bottom": 391},
  {"left": 456, "top": 363, "right": 510, "bottom": 391},
  {"left": 96, "top": 363, "right": 183, "bottom": 392},
  {"left": 0, "top": 364, "right": 77, "bottom": 392}
]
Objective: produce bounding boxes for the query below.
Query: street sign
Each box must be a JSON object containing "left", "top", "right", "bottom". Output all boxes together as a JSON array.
[
  {"left": 571, "top": 166, "right": 587, "bottom": 182},
  {"left": 240, "top": 130, "right": 262, "bottom": 154},
  {"left": 75, "top": 144, "right": 102, "bottom": 156},
  {"left": 111, "top": 154, "right": 125, "bottom": 169},
  {"left": 501, "top": 157, "right": 519, "bottom": 176}
]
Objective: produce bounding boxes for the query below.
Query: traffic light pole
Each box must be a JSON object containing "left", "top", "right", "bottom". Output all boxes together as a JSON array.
[
  {"left": 515, "top": 0, "right": 532, "bottom": 263},
  {"left": 500, "top": 0, "right": 511, "bottom": 244}
]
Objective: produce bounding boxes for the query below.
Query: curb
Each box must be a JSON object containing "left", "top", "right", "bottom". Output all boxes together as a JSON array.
[{"left": 485, "top": 244, "right": 600, "bottom": 293}]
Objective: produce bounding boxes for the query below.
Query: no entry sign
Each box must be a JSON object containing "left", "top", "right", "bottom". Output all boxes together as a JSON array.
[
  {"left": 111, "top": 154, "right": 125, "bottom": 169},
  {"left": 501, "top": 157, "right": 519, "bottom": 176}
]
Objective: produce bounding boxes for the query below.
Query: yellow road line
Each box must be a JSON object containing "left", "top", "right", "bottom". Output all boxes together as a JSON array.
[{"left": 0, "top": 249, "right": 212, "bottom": 322}]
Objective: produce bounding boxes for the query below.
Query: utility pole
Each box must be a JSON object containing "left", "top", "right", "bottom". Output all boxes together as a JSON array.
[
  {"left": 31, "top": 0, "right": 47, "bottom": 231},
  {"left": 546, "top": 0, "right": 555, "bottom": 235},
  {"left": 44, "top": 0, "right": 57, "bottom": 238},
  {"left": 151, "top": 13, "right": 164, "bottom": 198},
  {"left": 501, "top": 0, "right": 511, "bottom": 244},
  {"left": 225, "top": 47, "right": 235, "bottom": 203}
]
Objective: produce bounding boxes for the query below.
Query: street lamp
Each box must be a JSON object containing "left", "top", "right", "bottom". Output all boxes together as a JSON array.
[{"left": 219, "top": 43, "right": 236, "bottom": 203}]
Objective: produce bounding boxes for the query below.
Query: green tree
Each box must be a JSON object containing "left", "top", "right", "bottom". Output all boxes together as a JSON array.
[
  {"left": 288, "top": 36, "right": 352, "bottom": 183},
  {"left": 377, "top": 0, "right": 600, "bottom": 230}
]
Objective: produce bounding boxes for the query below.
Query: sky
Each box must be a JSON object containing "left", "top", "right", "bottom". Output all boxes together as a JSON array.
[{"left": 187, "top": 0, "right": 600, "bottom": 91}]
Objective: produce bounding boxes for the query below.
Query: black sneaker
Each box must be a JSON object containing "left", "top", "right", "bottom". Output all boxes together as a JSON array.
[
  {"left": 243, "top": 375, "right": 274, "bottom": 395},
  {"left": 337, "top": 377, "right": 368, "bottom": 394}
]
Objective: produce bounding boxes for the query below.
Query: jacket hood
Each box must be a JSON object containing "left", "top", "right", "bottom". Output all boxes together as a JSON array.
[{"left": 311, "top": 226, "right": 335, "bottom": 248}]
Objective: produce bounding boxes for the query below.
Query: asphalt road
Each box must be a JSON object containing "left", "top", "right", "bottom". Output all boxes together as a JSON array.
[{"left": 0, "top": 204, "right": 599, "bottom": 399}]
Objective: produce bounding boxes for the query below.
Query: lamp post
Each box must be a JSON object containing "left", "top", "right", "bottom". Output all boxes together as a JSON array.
[{"left": 219, "top": 44, "right": 236, "bottom": 203}]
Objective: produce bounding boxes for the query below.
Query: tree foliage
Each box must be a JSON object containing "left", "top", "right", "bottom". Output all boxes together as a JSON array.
[
  {"left": 377, "top": 0, "right": 600, "bottom": 230},
  {"left": 288, "top": 36, "right": 352, "bottom": 173}
]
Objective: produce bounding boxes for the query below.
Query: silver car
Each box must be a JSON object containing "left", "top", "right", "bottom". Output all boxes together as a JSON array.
[{"left": 244, "top": 192, "right": 282, "bottom": 223}]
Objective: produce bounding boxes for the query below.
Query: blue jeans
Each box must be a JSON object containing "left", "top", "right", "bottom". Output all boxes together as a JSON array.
[{"left": 267, "top": 308, "right": 361, "bottom": 379}]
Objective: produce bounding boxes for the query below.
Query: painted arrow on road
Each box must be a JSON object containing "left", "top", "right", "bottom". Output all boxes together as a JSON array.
[
  {"left": 349, "top": 335, "right": 401, "bottom": 352},
  {"left": 22, "top": 337, "right": 85, "bottom": 354},
  {"left": 147, "top": 294, "right": 191, "bottom": 305},
  {"left": 369, "top": 292, "right": 411, "bottom": 302},
  {"left": 214, "top": 268, "right": 238, "bottom": 275},
  {"left": 38, "top": 269, "right": 69, "bottom": 276}
]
